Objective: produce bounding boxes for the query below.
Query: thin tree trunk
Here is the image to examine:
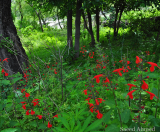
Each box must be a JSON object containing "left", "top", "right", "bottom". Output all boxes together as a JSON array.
[
  {"left": 39, "top": 10, "right": 47, "bottom": 26},
  {"left": 101, "top": 11, "right": 108, "bottom": 20},
  {"left": 37, "top": 12, "right": 44, "bottom": 32},
  {"left": 67, "top": 4, "right": 73, "bottom": 47},
  {"left": 87, "top": 10, "right": 95, "bottom": 47},
  {"left": 116, "top": 9, "right": 123, "bottom": 36},
  {"left": 114, "top": 8, "right": 119, "bottom": 37},
  {"left": 57, "top": 8, "right": 63, "bottom": 30},
  {"left": 26, "top": 2, "right": 44, "bottom": 32},
  {"left": 74, "top": 0, "right": 82, "bottom": 59},
  {"left": 96, "top": 8, "right": 99, "bottom": 42},
  {"left": 66, "top": 0, "right": 73, "bottom": 65},
  {"left": 17, "top": 0, "right": 23, "bottom": 28}
]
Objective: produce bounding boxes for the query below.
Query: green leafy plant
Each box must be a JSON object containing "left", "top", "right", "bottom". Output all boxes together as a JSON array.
[
  {"left": 0, "top": 36, "right": 17, "bottom": 55},
  {"left": 1, "top": 4, "right": 160, "bottom": 131},
  {"left": 1, "top": 41, "right": 160, "bottom": 131}
]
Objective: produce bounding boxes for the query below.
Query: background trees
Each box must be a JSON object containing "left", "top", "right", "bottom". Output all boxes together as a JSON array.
[
  {"left": 3, "top": 0, "right": 160, "bottom": 75},
  {"left": 10, "top": 0, "right": 158, "bottom": 57},
  {"left": 1, "top": 0, "right": 160, "bottom": 131}
]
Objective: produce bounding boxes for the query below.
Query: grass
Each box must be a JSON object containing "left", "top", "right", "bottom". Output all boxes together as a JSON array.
[{"left": 0, "top": 5, "right": 160, "bottom": 132}]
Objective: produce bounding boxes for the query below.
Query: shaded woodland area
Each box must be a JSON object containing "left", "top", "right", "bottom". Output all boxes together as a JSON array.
[{"left": 0, "top": 0, "right": 160, "bottom": 131}]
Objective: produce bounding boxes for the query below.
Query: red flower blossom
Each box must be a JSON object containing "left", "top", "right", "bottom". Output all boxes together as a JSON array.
[
  {"left": 147, "top": 62, "right": 160, "bottom": 72},
  {"left": 96, "top": 110, "right": 103, "bottom": 119},
  {"left": 83, "top": 89, "right": 87, "bottom": 95},
  {"left": 37, "top": 115, "right": 43, "bottom": 119},
  {"left": 53, "top": 114, "right": 58, "bottom": 118},
  {"left": 141, "top": 80, "right": 148, "bottom": 90},
  {"left": 3, "top": 58, "right": 9, "bottom": 62},
  {"left": 127, "top": 84, "right": 137, "bottom": 90},
  {"left": 94, "top": 74, "right": 103, "bottom": 83},
  {"left": 47, "top": 122, "right": 52, "bottom": 128},
  {"left": 145, "top": 91, "right": 158, "bottom": 100},
  {"left": 126, "top": 90, "right": 136, "bottom": 99},
  {"left": 136, "top": 56, "right": 142, "bottom": 64}
]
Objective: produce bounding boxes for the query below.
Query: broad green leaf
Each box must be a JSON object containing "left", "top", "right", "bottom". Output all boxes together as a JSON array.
[
  {"left": 146, "top": 73, "right": 160, "bottom": 79},
  {"left": 105, "top": 124, "right": 119, "bottom": 132},
  {"left": 73, "top": 120, "right": 81, "bottom": 131},
  {"left": 0, "top": 103, "right": 6, "bottom": 111},
  {"left": 0, "top": 117, "right": 5, "bottom": 128},
  {"left": 104, "top": 99, "right": 115, "bottom": 108},
  {"left": 61, "top": 112, "right": 70, "bottom": 119},
  {"left": 38, "top": 123, "right": 46, "bottom": 129},
  {"left": 81, "top": 115, "right": 91, "bottom": 132},
  {"left": 157, "top": 103, "right": 160, "bottom": 106},
  {"left": 120, "top": 109, "right": 130, "bottom": 123},
  {"left": 84, "top": 118, "right": 104, "bottom": 132},
  {"left": 78, "top": 108, "right": 85, "bottom": 115},
  {"left": 90, "top": 131, "right": 103, "bottom": 132},
  {"left": 9, "top": 121, "right": 18, "bottom": 128},
  {"left": 117, "top": 101, "right": 125, "bottom": 109},
  {"left": 103, "top": 110, "right": 112, "bottom": 124},
  {"left": 11, "top": 77, "right": 22, "bottom": 84},
  {"left": 54, "top": 127, "right": 69, "bottom": 132},
  {"left": 75, "top": 108, "right": 85, "bottom": 120},
  {"left": 70, "top": 116, "right": 75, "bottom": 131},
  {"left": 1, "top": 128, "right": 18, "bottom": 132},
  {"left": 62, "top": 63, "right": 68, "bottom": 66},
  {"left": 29, "top": 121, "right": 37, "bottom": 127},
  {"left": 0, "top": 80, "right": 10, "bottom": 85},
  {"left": 59, "top": 116, "right": 70, "bottom": 131},
  {"left": 152, "top": 87, "right": 160, "bottom": 98},
  {"left": 150, "top": 118, "right": 160, "bottom": 126},
  {"left": 75, "top": 109, "right": 78, "bottom": 120}
]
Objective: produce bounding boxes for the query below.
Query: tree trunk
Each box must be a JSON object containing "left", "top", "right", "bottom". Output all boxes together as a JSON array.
[
  {"left": 84, "top": 15, "right": 88, "bottom": 29},
  {"left": 57, "top": 8, "right": 63, "bottom": 30},
  {"left": 26, "top": 2, "right": 44, "bottom": 32},
  {"left": 87, "top": 10, "right": 95, "bottom": 47},
  {"left": 0, "top": 0, "right": 29, "bottom": 90},
  {"left": 74, "top": 0, "right": 82, "bottom": 59},
  {"left": 37, "top": 12, "right": 44, "bottom": 32},
  {"left": 66, "top": 0, "right": 73, "bottom": 65},
  {"left": 17, "top": 0, "right": 23, "bottom": 28},
  {"left": 96, "top": 8, "right": 99, "bottom": 42},
  {"left": 101, "top": 11, "right": 108, "bottom": 20},
  {"left": 116, "top": 9, "right": 123, "bottom": 36},
  {"left": 114, "top": 8, "right": 119, "bottom": 37},
  {"left": 39, "top": 10, "right": 47, "bottom": 26},
  {"left": 67, "top": 5, "right": 73, "bottom": 48}
]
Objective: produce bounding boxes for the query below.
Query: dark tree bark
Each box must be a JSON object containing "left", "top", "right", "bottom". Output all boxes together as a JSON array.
[
  {"left": 113, "top": 2, "right": 126, "bottom": 37},
  {"left": 82, "top": 9, "right": 95, "bottom": 47},
  {"left": 113, "top": 8, "right": 119, "bottom": 37},
  {"left": 87, "top": 10, "right": 95, "bottom": 47},
  {"left": 96, "top": 8, "right": 99, "bottom": 42},
  {"left": 116, "top": 8, "right": 123, "bottom": 36},
  {"left": 101, "top": 11, "right": 108, "bottom": 20},
  {"left": 67, "top": 3, "right": 73, "bottom": 48},
  {"left": 0, "top": 0, "right": 29, "bottom": 90},
  {"left": 74, "top": 0, "right": 82, "bottom": 59},
  {"left": 37, "top": 12, "right": 44, "bottom": 32}
]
